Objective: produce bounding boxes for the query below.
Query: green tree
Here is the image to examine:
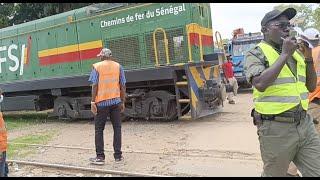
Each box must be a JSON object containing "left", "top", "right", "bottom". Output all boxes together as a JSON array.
[
  {"left": 11, "top": 3, "right": 47, "bottom": 25},
  {"left": 11, "top": 3, "right": 94, "bottom": 25},
  {"left": 0, "top": 3, "right": 15, "bottom": 28},
  {"left": 273, "top": 4, "right": 319, "bottom": 30},
  {"left": 314, "top": 7, "right": 320, "bottom": 30},
  {"left": 0, "top": 3, "right": 94, "bottom": 28}
]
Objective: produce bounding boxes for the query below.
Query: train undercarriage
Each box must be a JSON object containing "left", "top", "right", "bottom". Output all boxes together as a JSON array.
[{"left": 1, "top": 62, "right": 226, "bottom": 121}]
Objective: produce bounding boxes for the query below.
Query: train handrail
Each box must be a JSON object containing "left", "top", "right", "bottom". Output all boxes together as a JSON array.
[
  {"left": 153, "top": 28, "right": 170, "bottom": 66},
  {"left": 198, "top": 27, "right": 204, "bottom": 62},
  {"left": 215, "top": 30, "right": 227, "bottom": 61},
  {"left": 186, "top": 24, "right": 194, "bottom": 63},
  {"left": 214, "top": 31, "right": 223, "bottom": 50}
]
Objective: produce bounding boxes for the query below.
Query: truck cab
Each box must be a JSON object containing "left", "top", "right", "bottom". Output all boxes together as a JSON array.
[{"left": 225, "top": 29, "right": 263, "bottom": 87}]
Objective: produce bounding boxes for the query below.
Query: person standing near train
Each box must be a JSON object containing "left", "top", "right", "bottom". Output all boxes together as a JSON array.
[
  {"left": 88, "top": 48, "right": 126, "bottom": 165},
  {"left": 0, "top": 88, "right": 8, "bottom": 177},
  {"left": 222, "top": 54, "right": 241, "bottom": 104}
]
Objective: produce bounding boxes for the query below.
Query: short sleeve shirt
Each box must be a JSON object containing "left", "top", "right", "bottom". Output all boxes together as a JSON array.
[
  {"left": 222, "top": 61, "right": 234, "bottom": 79},
  {"left": 244, "top": 40, "right": 304, "bottom": 84}
]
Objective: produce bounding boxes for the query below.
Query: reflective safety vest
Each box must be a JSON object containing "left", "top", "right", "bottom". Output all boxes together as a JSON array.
[
  {"left": 93, "top": 60, "right": 120, "bottom": 103},
  {"left": 253, "top": 42, "right": 309, "bottom": 114},
  {"left": 0, "top": 112, "right": 7, "bottom": 152}
]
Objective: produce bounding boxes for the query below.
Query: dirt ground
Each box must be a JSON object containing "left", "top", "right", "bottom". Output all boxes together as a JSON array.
[{"left": 6, "top": 91, "right": 320, "bottom": 177}]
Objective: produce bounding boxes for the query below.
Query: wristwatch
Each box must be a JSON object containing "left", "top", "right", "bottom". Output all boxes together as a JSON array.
[
  {"left": 305, "top": 58, "right": 313, "bottom": 64},
  {"left": 305, "top": 57, "right": 313, "bottom": 62}
]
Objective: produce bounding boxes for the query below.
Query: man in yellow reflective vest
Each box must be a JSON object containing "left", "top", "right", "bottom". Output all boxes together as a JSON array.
[
  {"left": 0, "top": 88, "right": 8, "bottom": 177},
  {"left": 244, "top": 8, "right": 320, "bottom": 176}
]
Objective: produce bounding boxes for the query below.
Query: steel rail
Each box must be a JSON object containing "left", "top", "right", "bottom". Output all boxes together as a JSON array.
[
  {"left": 7, "top": 159, "right": 169, "bottom": 177},
  {"left": 8, "top": 142, "right": 261, "bottom": 161},
  {"left": 9, "top": 142, "right": 167, "bottom": 155}
]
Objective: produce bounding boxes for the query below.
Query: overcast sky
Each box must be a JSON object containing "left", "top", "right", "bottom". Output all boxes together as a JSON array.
[{"left": 210, "top": 3, "right": 316, "bottom": 39}]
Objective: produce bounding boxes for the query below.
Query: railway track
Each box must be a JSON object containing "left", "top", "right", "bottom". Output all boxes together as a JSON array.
[
  {"left": 7, "top": 159, "right": 168, "bottom": 177},
  {"left": 9, "top": 142, "right": 261, "bottom": 161}
]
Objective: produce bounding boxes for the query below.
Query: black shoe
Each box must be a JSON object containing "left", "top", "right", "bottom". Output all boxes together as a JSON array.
[
  {"left": 115, "top": 156, "right": 124, "bottom": 162},
  {"left": 89, "top": 157, "right": 105, "bottom": 165},
  {"left": 313, "top": 119, "right": 319, "bottom": 124}
]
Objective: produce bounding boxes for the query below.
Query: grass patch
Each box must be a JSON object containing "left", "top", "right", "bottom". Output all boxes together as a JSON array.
[
  {"left": 7, "top": 130, "right": 57, "bottom": 159},
  {"left": 4, "top": 111, "right": 51, "bottom": 131}
]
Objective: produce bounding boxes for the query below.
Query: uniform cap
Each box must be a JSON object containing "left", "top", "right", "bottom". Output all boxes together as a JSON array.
[
  {"left": 261, "top": 8, "right": 296, "bottom": 27},
  {"left": 97, "top": 48, "right": 112, "bottom": 57},
  {"left": 297, "top": 28, "right": 320, "bottom": 48},
  {"left": 303, "top": 28, "right": 320, "bottom": 40}
]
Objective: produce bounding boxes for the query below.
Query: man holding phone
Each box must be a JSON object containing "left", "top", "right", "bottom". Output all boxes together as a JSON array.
[{"left": 244, "top": 8, "right": 320, "bottom": 176}]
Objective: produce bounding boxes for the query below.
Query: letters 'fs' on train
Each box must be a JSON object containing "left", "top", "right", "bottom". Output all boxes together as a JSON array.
[{"left": 0, "top": 3, "right": 228, "bottom": 121}]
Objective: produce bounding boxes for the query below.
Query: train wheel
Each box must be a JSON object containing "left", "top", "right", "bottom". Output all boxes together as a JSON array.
[
  {"left": 165, "top": 99, "right": 178, "bottom": 121},
  {"left": 120, "top": 112, "right": 129, "bottom": 122},
  {"left": 53, "top": 97, "right": 73, "bottom": 121},
  {"left": 147, "top": 90, "right": 177, "bottom": 121}
]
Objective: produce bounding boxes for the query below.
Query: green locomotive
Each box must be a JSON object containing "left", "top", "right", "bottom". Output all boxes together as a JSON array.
[{"left": 0, "top": 3, "right": 226, "bottom": 121}]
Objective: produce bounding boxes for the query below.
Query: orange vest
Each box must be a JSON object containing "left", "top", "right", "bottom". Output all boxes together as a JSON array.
[
  {"left": 0, "top": 112, "right": 7, "bottom": 152},
  {"left": 93, "top": 60, "right": 120, "bottom": 103},
  {"left": 308, "top": 46, "right": 320, "bottom": 101}
]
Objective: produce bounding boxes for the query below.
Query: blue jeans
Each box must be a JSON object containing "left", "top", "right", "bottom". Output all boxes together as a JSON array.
[{"left": 0, "top": 151, "right": 8, "bottom": 177}]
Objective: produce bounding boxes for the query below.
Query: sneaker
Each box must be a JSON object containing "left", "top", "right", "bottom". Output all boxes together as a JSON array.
[
  {"left": 89, "top": 157, "right": 105, "bottom": 165},
  {"left": 313, "top": 119, "right": 319, "bottom": 124},
  {"left": 228, "top": 100, "right": 235, "bottom": 104},
  {"left": 115, "top": 156, "right": 124, "bottom": 162},
  {"left": 286, "top": 173, "right": 300, "bottom": 177}
]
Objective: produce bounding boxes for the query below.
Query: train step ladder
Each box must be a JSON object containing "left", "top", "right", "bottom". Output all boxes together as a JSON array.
[
  {"left": 174, "top": 79, "right": 191, "bottom": 120},
  {"left": 179, "top": 115, "right": 192, "bottom": 120}
]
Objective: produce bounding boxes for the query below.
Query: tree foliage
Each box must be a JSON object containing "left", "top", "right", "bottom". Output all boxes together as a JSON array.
[
  {"left": 314, "top": 7, "right": 320, "bottom": 30},
  {"left": 0, "top": 3, "right": 94, "bottom": 28},
  {"left": 273, "top": 4, "right": 320, "bottom": 30},
  {"left": 0, "top": 3, "right": 15, "bottom": 28}
]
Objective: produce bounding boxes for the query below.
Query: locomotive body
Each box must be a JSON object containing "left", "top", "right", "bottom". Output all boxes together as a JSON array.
[{"left": 0, "top": 3, "right": 226, "bottom": 121}]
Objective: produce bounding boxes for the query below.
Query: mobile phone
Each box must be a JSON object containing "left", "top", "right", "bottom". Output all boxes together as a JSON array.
[
  {"left": 281, "top": 30, "right": 298, "bottom": 40},
  {"left": 289, "top": 30, "right": 298, "bottom": 38}
]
